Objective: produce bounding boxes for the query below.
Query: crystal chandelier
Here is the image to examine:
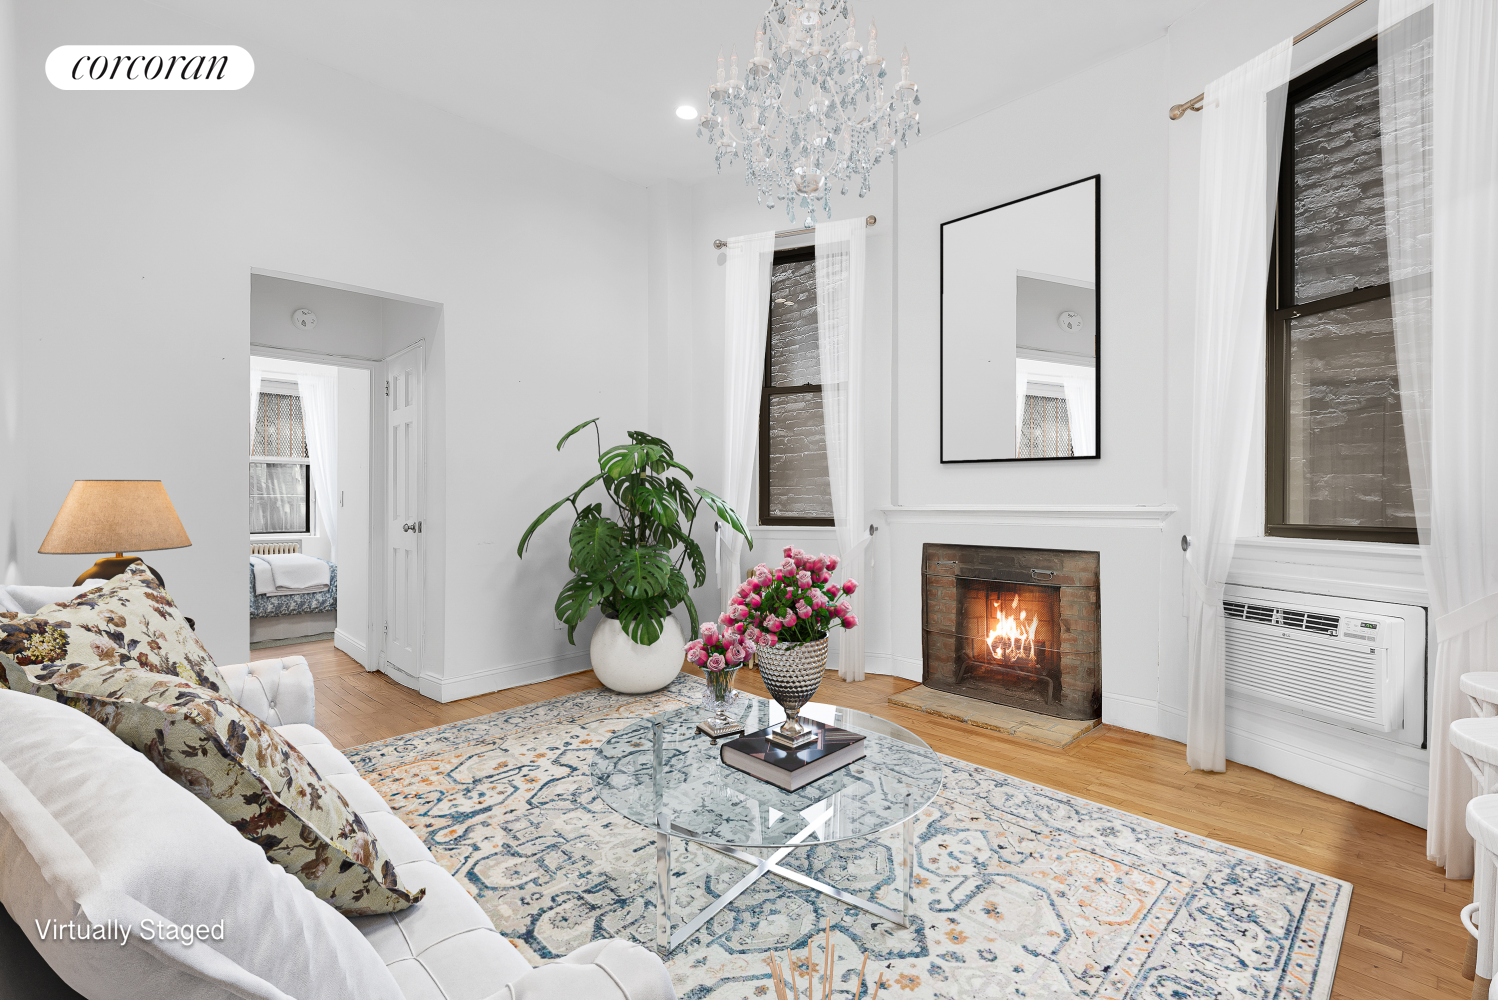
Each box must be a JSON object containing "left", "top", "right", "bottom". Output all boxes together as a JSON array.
[{"left": 697, "top": 1, "right": 919, "bottom": 228}]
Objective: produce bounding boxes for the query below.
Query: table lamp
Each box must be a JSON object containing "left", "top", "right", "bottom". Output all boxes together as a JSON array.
[{"left": 38, "top": 480, "right": 192, "bottom": 587}]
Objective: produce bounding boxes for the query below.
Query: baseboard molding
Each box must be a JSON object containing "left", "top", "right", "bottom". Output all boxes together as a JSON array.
[
  {"left": 1102, "top": 691, "right": 1164, "bottom": 736},
  {"left": 333, "top": 629, "right": 369, "bottom": 668},
  {"left": 862, "top": 652, "right": 922, "bottom": 680},
  {"left": 1156, "top": 701, "right": 1428, "bottom": 827},
  {"left": 1223, "top": 726, "right": 1429, "bottom": 828},
  {"left": 421, "top": 650, "right": 594, "bottom": 703}
]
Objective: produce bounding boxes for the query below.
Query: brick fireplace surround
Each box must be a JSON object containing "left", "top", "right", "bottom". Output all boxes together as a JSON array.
[{"left": 921, "top": 543, "right": 1101, "bottom": 721}]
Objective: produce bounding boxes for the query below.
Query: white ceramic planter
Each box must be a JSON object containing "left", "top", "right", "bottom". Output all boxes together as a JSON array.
[{"left": 589, "top": 615, "right": 684, "bottom": 694}]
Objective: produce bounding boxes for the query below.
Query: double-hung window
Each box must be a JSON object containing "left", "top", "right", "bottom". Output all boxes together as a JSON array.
[
  {"left": 1265, "top": 37, "right": 1416, "bottom": 544},
  {"left": 250, "top": 380, "right": 314, "bottom": 535},
  {"left": 759, "top": 246, "right": 834, "bottom": 526}
]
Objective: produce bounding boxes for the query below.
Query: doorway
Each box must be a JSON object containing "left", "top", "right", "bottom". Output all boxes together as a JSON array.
[
  {"left": 249, "top": 271, "right": 441, "bottom": 692},
  {"left": 248, "top": 356, "right": 369, "bottom": 653}
]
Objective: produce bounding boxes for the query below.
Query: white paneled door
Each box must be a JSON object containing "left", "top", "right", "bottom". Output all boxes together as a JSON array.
[{"left": 383, "top": 343, "right": 423, "bottom": 682}]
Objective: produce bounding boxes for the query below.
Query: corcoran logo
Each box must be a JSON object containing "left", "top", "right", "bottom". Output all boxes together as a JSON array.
[{"left": 46, "top": 45, "right": 254, "bottom": 90}]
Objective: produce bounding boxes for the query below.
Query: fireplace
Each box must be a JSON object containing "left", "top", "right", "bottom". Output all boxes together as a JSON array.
[{"left": 922, "top": 544, "right": 1100, "bottom": 721}]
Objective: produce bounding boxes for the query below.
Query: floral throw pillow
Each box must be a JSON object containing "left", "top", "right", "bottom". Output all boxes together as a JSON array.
[
  {"left": 0, "top": 561, "right": 225, "bottom": 694},
  {"left": 0, "top": 653, "right": 425, "bottom": 915}
]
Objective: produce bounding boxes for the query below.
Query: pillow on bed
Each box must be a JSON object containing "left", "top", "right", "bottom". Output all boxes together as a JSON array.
[
  {"left": 0, "top": 652, "right": 426, "bottom": 916},
  {"left": 0, "top": 582, "right": 103, "bottom": 615},
  {"left": 0, "top": 562, "right": 224, "bottom": 694}
]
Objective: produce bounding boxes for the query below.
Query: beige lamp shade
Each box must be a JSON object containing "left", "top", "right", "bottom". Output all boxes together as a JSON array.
[{"left": 39, "top": 481, "right": 192, "bottom": 555}]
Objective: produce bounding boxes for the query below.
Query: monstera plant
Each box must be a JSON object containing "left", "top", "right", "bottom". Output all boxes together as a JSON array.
[{"left": 517, "top": 419, "right": 752, "bottom": 653}]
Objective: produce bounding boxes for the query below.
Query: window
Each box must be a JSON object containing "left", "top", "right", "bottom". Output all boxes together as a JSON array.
[
  {"left": 759, "top": 246, "right": 834, "bottom": 526},
  {"left": 250, "top": 382, "right": 314, "bottom": 535},
  {"left": 1266, "top": 38, "right": 1416, "bottom": 544},
  {"left": 1017, "top": 384, "right": 1074, "bottom": 458}
]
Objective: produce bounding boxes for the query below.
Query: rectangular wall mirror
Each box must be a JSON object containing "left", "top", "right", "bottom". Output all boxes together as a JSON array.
[{"left": 941, "top": 175, "right": 1100, "bottom": 462}]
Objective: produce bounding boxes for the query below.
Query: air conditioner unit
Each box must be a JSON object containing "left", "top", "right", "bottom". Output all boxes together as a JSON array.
[{"left": 1222, "top": 584, "right": 1426, "bottom": 742}]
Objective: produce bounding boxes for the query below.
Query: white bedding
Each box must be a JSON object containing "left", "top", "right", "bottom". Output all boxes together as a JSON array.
[{"left": 250, "top": 554, "right": 331, "bottom": 596}]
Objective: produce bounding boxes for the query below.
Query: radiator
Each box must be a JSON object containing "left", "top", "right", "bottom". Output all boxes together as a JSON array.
[
  {"left": 250, "top": 541, "right": 301, "bottom": 555},
  {"left": 1222, "top": 584, "right": 1426, "bottom": 740}
]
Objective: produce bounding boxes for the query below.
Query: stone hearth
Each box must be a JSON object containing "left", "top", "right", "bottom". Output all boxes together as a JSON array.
[{"left": 922, "top": 543, "right": 1100, "bottom": 721}]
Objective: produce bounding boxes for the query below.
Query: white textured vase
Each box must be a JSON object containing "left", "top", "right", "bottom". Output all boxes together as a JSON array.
[{"left": 589, "top": 616, "right": 684, "bottom": 694}]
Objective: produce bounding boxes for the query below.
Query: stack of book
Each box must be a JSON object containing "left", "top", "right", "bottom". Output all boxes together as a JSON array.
[{"left": 720, "top": 719, "right": 867, "bottom": 791}]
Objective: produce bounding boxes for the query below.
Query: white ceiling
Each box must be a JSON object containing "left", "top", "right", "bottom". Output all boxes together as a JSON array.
[{"left": 150, "top": 0, "right": 1204, "bottom": 186}]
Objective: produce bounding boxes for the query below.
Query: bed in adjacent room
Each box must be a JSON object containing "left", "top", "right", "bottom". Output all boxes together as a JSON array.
[{"left": 249, "top": 550, "right": 337, "bottom": 646}]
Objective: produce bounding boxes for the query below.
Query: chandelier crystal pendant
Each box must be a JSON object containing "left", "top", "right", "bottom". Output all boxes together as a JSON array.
[{"left": 697, "top": 1, "right": 919, "bottom": 228}]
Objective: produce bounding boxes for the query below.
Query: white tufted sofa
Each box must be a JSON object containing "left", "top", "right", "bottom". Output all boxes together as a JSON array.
[
  {"left": 218, "top": 656, "right": 318, "bottom": 729},
  {"left": 1, "top": 654, "right": 676, "bottom": 1000}
]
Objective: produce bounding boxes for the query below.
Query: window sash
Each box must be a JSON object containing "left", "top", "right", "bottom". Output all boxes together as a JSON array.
[
  {"left": 758, "top": 245, "right": 835, "bottom": 527},
  {"left": 1265, "top": 35, "right": 1417, "bottom": 545},
  {"left": 249, "top": 459, "right": 313, "bottom": 536}
]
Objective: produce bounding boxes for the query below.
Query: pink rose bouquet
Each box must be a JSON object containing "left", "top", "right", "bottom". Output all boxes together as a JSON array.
[
  {"left": 734, "top": 547, "right": 860, "bottom": 645},
  {"left": 683, "top": 621, "right": 755, "bottom": 704},
  {"left": 684, "top": 622, "right": 758, "bottom": 674}
]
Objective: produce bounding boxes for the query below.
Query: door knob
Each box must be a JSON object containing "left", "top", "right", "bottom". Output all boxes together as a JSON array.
[{"left": 403, "top": 522, "right": 416, "bottom": 532}]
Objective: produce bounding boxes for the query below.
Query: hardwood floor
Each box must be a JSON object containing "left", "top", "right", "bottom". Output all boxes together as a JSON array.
[{"left": 272, "top": 638, "right": 1472, "bottom": 1000}]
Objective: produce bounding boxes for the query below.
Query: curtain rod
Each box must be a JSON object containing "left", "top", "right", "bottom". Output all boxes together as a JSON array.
[
  {"left": 713, "top": 214, "right": 877, "bottom": 250},
  {"left": 1168, "top": 0, "right": 1372, "bottom": 120}
]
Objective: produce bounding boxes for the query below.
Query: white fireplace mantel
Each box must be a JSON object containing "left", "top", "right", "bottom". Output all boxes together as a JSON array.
[{"left": 878, "top": 504, "right": 1178, "bottom": 529}]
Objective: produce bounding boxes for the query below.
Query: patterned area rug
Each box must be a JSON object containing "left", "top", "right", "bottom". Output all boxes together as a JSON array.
[{"left": 345, "top": 676, "right": 1350, "bottom": 1000}]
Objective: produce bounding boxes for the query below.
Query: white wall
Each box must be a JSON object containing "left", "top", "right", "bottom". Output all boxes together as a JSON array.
[
  {"left": 335, "top": 367, "right": 371, "bottom": 666},
  {"left": 0, "top": 0, "right": 16, "bottom": 588},
  {"left": 16, "top": 0, "right": 648, "bottom": 699},
  {"left": 889, "top": 39, "right": 1173, "bottom": 722}
]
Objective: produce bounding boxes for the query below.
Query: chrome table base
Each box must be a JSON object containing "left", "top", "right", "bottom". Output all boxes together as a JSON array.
[{"left": 653, "top": 804, "right": 916, "bottom": 956}]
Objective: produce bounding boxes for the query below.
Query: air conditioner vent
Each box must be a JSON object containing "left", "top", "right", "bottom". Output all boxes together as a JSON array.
[
  {"left": 1223, "top": 600, "right": 1340, "bottom": 636},
  {"left": 1222, "top": 590, "right": 1406, "bottom": 733}
]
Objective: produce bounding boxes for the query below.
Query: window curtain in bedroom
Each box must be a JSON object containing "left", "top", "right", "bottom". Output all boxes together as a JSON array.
[
  {"left": 718, "top": 232, "right": 776, "bottom": 610},
  {"left": 296, "top": 372, "right": 338, "bottom": 562},
  {"left": 1059, "top": 371, "right": 1096, "bottom": 457},
  {"left": 249, "top": 364, "right": 267, "bottom": 452},
  {"left": 815, "top": 217, "right": 869, "bottom": 681},
  {"left": 1184, "top": 39, "right": 1293, "bottom": 773},
  {"left": 1395, "top": 0, "right": 1498, "bottom": 882}
]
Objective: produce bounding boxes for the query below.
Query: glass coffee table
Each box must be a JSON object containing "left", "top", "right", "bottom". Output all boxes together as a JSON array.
[{"left": 590, "top": 696, "right": 943, "bottom": 955}]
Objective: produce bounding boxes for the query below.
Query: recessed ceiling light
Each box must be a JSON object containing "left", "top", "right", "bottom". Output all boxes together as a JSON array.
[{"left": 675, "top": 105, "right": 697, "bottom": 120}]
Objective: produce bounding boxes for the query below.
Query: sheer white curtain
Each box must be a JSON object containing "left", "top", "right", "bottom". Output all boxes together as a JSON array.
[
  {"left": 718, "top": 232, "right": 775, "bottom": 609},
  {"left": 1184, "top": 40, "right": 1293, "bottom": 772},
  {"left": 249, "top": 364, "right": 267, "bottom": 452},
  {"left": 1059, "top": 371, "right": 1096, "bottom": 457},
  {"left": 1403, "top": 0, "right": 1498, "bottom": 881},
  {"left": 815, "top": 218, "right": 869, "bottom": 681},
  {"left": 297, "top": 372, "right": 338, "bottom": 562}
]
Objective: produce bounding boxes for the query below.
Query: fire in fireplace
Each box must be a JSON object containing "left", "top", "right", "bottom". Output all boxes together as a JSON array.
[
  {"left": 923, "top": 544, "right": 1100, "bottom": 721},
  {"left": 956, "top": 579, "right": 1061, "bottom": 701}
]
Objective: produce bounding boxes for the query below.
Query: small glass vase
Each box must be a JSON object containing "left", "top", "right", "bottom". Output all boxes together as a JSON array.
[{"left": 696, "top": 665, "right": 744, "bottom": 739}]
